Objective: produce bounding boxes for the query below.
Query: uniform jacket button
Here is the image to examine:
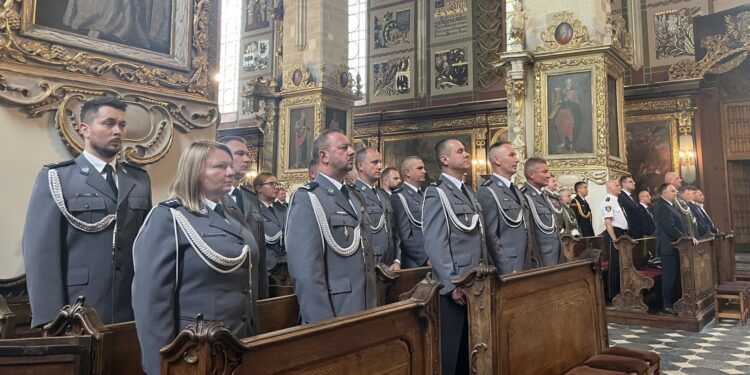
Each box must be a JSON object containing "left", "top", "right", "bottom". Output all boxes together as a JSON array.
[{"left": 84, "top": 204, "right": 90, "bottom": 209}]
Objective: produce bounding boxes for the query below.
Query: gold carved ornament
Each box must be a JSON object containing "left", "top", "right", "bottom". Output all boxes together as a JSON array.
[
  {"left": 537, "top": 11, "right": 595, "bottom": 52},
  {"left": 0, "top": 73, "right": 216, "bottom": 165},
  {"left": 669, "top": 11, "right": 750, "bottom": 80},
  {"left": 624, "top": 97, "right": 693, "bottom": 113},
  {"left": 282, "top": 64, "right": 316, "bottom": 93},
  {"left": 278, "top": 94, "right": 322, "bottom": 183},
  {"left": 0, "top": 0, "right": 212, "bottom": 96}
]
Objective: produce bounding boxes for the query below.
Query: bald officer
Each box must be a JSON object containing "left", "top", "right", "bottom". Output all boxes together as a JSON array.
[
  {"left": 600, "top": 179, "right": 628, "bottom": 301},
  {"left": 354, "top": 147, "right": 400, "bottom": 269},
  {"left": 423, "top": 138, "right": 484, "bottom": 375},
  {"left": 390, "top": 156, "right": 428, "bottom": 268},
  {"left": 22, "top": 96, "right": 152, "bottom": 327},
  {"left": 285, "top": 129, "right": 378, "bottom": 324},
  {"left": 477, "top": 141, "right": 537, "bottom": 275}
]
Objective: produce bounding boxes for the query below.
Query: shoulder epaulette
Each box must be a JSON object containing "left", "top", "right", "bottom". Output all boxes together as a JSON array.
[
  {"left": 44, "top": 160, "right": 75, "bottom": 169},
  {"left": 392, "top": 186, "right": 404, "bottom": 193},
  {"left": 429, "top": 180, "right": 442, "bottom": 187},
  {"left": 159, "top": 198, "right": 182, "bottom": 208},
  {"left": 481, "top": 179, "right": 493, "bottom": 187},
  {"left": 520, "top": 186, "right": 528, "bottom": 193},
  {"left": 300, "top": 182, "right": 318, "bottom": 191},
  {"left": 121, "top": 161, "right": 147, "bottom": 173}
]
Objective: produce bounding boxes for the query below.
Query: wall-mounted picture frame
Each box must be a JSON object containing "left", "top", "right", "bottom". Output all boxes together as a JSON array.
[
  {"left": 625, "top": 114, "right": 679, "bottom": 195},
  {"left": 545, "top": 71, "right": 594, "bottom": 156},
  {"left": 244, "top": 0, "right": 271, "bottom": 34}
]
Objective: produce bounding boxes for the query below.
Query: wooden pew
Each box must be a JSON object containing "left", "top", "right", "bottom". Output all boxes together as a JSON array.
[
  {"left": 376, "top": 265, "right": 432, "bottom": 305},
  {"left": 0, "top": 295, "right": 15, "bottom": 339},
  {"left": 0, "top": 335, "right": 94, "bottom": 375},
  {"left": 454, "top": 249, "right": 658, "bottom": 375},
  {"left": 612, "top": 236, "right": 660, "bottom": 313},
  {"left": 563, "top": 235, "right": 606, "bottom": 263},
  {"left": 0, "top": 274, "right": 41, "bottom": 338},
  {"left": 268, "top": 259, "right": 294, "bottom": 297},
  {"left": 673, "top": 237, "right": 718, "bottom": 329},
  {"left": 160, "top": 277, "right": 441, "bottom": 375}
]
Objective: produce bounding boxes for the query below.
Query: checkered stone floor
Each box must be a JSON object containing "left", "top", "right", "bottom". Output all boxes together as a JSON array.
[{"left": 608, "top": 320, "right": 750, "bottom": 374}]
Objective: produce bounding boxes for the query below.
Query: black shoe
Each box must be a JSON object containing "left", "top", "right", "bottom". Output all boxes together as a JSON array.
[{"left": 661, "top": 307, "right": 677, "bottom": 316}]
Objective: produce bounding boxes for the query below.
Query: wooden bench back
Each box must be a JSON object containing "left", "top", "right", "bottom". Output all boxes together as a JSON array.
[
  {"left": 565, "top": 235, "right": 606, "bottom": 261},
  {"left": 0, "top": 335, "right": 94, "bottom": 375},
  {"left": 612, "top": 236, "right": 658, "bottom": 312},
  {"left": 0, "top": 274, "right": 40, "bottom": 338},
  {"left": 456, "top": 250, "right": 608, "bottom": 375},
  {"left": 160, "top": 278, "right": 441, "bottom": 375},
  {"left": 674, "top": 237, "right": 717, "bottom": 319},
  {"left": 712, "top": 232, "right": 737, "bottom": 284}
]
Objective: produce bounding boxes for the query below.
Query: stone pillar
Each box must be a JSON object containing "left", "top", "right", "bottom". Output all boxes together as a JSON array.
[{"left": 277, "top": 0, "right": 358, "bottom": 187}]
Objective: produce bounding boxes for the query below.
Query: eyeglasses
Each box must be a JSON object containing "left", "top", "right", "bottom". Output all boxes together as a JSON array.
[{"left": 261, "top": 182, "right": 282, "bottom": 188}]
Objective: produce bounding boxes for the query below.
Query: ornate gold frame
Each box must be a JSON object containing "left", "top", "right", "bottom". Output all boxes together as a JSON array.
[
  {"left": 624, "top": 113, "right": 680, "bottom": 175},
  {"left": 0, "top": 71, "right": 217, "bottom": 164},
  {"left": 278, "top": 93, "right": 322, "bottom": 182},
  {"left": 377, "top": 128, "right": 486, "bottom": 187},
  {"left": 0, "top": 0, "right": 213, "bottom": 98},
  {"left": 536, "top": 11, "right": 595, "bottom": 52},
  {"left": 320, "top": 96, "right": 353, "bottom": 136}
]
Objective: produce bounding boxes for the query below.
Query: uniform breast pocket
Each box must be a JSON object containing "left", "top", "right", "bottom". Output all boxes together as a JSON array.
[
  {"left": 68, "top": 197, "right": 107, "bottom": 223},
  {"left": 452, "top": 203, "right": 475, "bottom": 226},
  {"left": 329, "top": 214, "right": 357, "bottom": 244},
  {"left": 500, "top": 201, "right": 521, "bottom": 217},
  {"left": 328, "top": 277, "right": 352, "bottom": 295},
  {"left": 535, "top": 203, "right": 551, "bottom": 215},
  {"left": 128, "top": 197, "right": 150, "bottom": 223}
]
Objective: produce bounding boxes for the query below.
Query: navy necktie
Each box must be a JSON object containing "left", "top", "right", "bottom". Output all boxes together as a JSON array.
[
  {"left": 232, "top": 188, "right": 245, "bottom": 213},
  {"left": 214, "top": 204, "right": 227, "bottom": 219}
]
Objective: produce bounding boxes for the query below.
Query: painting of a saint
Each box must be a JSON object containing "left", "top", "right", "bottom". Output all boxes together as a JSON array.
[
  {"left": 246, "top": 0, "right": 270, "bottom": 32},
  {"left": 547, "top": 72, "right": 593, "bottom": 155},
  {"left": 325, "top": 108, "right": 347, "bottom": 133},
  {"left": 34, "top": 0, "right": 173, "bottom": 54},
  {"left": 382, "top": 133, "right": 473, "bottom": 188},
  {"left": 289, "top": 108, "right": 314, "bottom": 169}
]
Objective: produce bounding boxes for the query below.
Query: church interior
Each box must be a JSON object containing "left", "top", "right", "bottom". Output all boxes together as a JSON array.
[{"left": 1, "top": 0, "right": 750, "bottom": 374}]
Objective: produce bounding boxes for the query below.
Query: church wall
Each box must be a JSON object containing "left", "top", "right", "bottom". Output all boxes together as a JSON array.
[{"left": 0, "top": 0, "right": 222, "bottom": 278}]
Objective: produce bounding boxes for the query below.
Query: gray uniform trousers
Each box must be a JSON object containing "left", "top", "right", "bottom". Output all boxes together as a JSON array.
[
  {"left": 285, "top": 175, "right": 378, "bottom": 324},
  {"left": 522, "top": 183, "right": 563, "bottom": 267},
  {"left": 131, "top": 200, "right": 260, "bottom": 375},
  {"left": 477, "top": 176, "right": 532, "bottom": 275},
  {"left": 422, "top": 175, "right": 484, "bottom": 375},
  {"left": 390, "top": 186, "right": 428, "bottom": 268},
  {"left": 22, "top": 155, "right": 151, "bottom": 327},
  {"left": 354, "top": 180, "right": 399, "bottom": 265}
]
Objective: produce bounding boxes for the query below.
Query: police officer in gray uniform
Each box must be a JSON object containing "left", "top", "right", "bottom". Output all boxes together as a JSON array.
[
  {"left": 423, "top": 139, "right": 485, "bottom": 375},
  {"left": 253, "top": 172, "right": 287, "bottom": 273},
  {"left": 220, "top": 136, "right": 268, "bottom": 299},
  {"left": 354, "top": 147, "right": 400, "bottom": 269},
  {"left": 22, "top": 96, "right": 152, "bottom": 327},
  {"left": 521, "top": 157, "right": 562, "bottom": 267},
  {"left": 132, "top": 141, "right": 260, "bottom": 375},
  {"left": 390, "top": 156, "right": 428, "bottom": 268},
  {"left": 477, "top": 141, "right": 538, "bottom": 275},
  {"left": 286, "top": 129, "right": 378, "bottom": 324}
]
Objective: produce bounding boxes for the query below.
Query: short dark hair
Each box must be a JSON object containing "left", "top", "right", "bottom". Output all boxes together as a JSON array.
[
  {"left": 80, "top": 96, "right": 127, "bottom": 123},
  {"left": 311, "top": 129, "right": 345, "bottom": 163},
  {"left": 619, "top": 175, "right": 633, "bottom": 185},
  {"left": 218, "top": 136, "right": 247, "bottom": 145},
  {"left": 381, "top": 167, "right": 398, "bottom": 179},
  {"left": 658, "top": 183, "right": 672, "bottom": 194},
  {"left": 574, "top": 181, "right": 587, "bottom": 192},
  {"left": 355, "top": 147, "right": 376, "bottom": 171},
  {"left": 524, "top": 157, "right": 547, "bottom": 176},
  {"left": 684, "top": 185, "right": 698, "bottom": 192},
  {"left": 434, "top": 139, "right": 454, "bottom": 169}
]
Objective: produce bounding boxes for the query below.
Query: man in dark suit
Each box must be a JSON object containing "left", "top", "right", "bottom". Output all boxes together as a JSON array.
[
  {"left": 220, "top": 136, "right": 269, "bottom": 299},
  {"left": 286, "top": 129, "right": 378, "bottom": 324},
  {"left": 693, "top": 189, "right": 718, "bottom": 235},
  {"left": 522, "top": 158, "right": 562, "bottom": 266},
  {"left": 653, "top": 183, "right": 696, "bottom": 315},
  {"left": 572, "top": 181, "right": 595, "bottom": 236},
  {"left": 354, "top": 147, "right": 400, "bottom": 269},
  {"left": 22, "top": 96, "right": 152, "bottom": 327},
  {"left": 423, "top": 139, "right": 484, "bottom": 375},
  {"left": 684, "top": 186, "right": 715, "bottom": 238},
  {"left": 637, "top": 190, "right": 657, "bottom": 236},
  {"left": 477, "top": 141, "right": 538, "bottom": 274},
  {"left": 618, "top": 175, "right": 643, "bottom": 239},
  {"left": 390, "top": 156, "right": 428, "bottom": 268}
]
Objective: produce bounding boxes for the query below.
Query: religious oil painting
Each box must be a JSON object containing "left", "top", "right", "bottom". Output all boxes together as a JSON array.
[
  {"left": 382, "top": 133, "right": 473, "bottom": 188},
  {"left": 625, "top": 118, "right": 678, "bottom": 195},
  {"left": 372, "top": 57, "right": 411, "bottom": 98},
  {"left": 373, "top": 9, "right": 411, "bottom": 49},
  {"left": 325, "top": 108, "right": 348, "bottom": 133},
  {"left": 34, "top": 0, "right": 174, "bottom": 54},
  {"left": 546, "top": 71, "right": 593, "bottom": 155},
  {"left": 245, "top": 0, "right": 270, "bottom": 32},
  {"left": 434, "top": 48, "right": 469, "bottom": 89},
  {"left": 288, "top": 107, "right": 315, "bottom": 170},
  {"left": 242, "top": 39, "right": 270, "bottom": 72},
  {"left": 607, "top": 76, "right": 620, "bottom": 158}
]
